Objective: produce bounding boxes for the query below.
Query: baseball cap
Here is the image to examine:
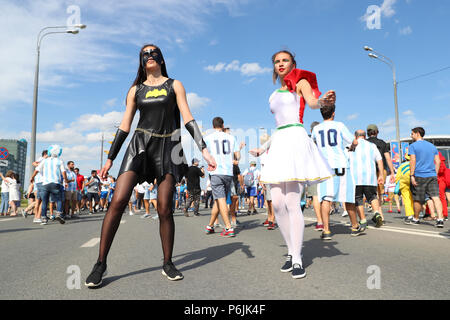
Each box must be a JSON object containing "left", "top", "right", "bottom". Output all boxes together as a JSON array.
[{"left": 367, "top": 124, "right": 378, "bottom": 132}]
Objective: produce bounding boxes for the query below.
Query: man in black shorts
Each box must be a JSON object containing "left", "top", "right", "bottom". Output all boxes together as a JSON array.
[
  {"left": 409, "top": 127, "right": 444, "bottom": 228},
  {"left": 184, "top": 158, "right": 205, "bottom": 217}
]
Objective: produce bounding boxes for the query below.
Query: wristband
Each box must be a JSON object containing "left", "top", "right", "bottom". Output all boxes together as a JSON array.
[
  {"left": 108, "top": 129, "right": 129, "bottom": 161},
  {"left": 185, "top": 120, "right": 207, "bottom": 151}
]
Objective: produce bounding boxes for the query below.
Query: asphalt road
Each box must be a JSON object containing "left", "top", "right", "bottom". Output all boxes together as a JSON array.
[{"left": 1, "top": 205, "right": 449, "bottom": 300}]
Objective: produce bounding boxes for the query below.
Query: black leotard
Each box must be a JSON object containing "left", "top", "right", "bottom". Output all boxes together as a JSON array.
[{"left": 118, "top": 79, "right": 188, "bottom": 184}]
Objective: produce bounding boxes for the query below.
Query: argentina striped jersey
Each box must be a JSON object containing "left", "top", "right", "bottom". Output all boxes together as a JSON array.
[
  {"left": 349, "top": 139, "right": 382, "bottom": 186},
  {"left": 36, "top": 157, "right": 66, "bottom": 185}
]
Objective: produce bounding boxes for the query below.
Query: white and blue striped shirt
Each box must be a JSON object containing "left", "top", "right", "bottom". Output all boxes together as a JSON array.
[
  {"left": 36, "top": 157, "right": 66, "bottom": 186},
  {"left": 204, "top": 130, "right": 239, "bottom": 176},
  {"left": 349, "top": 139, "right": 382, "bottom": 186},
  {"left": 65, "top": 170, "right": 77, "bottom": 191},
  {"left": 311, "top": 120, "right": 354, "bottom": 169},
  {"left": 34, "top": 156, "right": 45, "bottom": 184}
]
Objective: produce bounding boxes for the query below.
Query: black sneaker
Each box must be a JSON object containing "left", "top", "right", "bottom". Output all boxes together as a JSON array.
[
  {"left": 404, "top": 217, "right": 413, "bottom": 225},
  {"left": 280, "top": 255, "right": 293, "bottom": 272},
  {"left": 246, "top": 210, "right": 252, "bottom": 216},
  {"left": 291, "top": 263, "right": 306, "bottom": 279},
  {"left": 410, "top": 218, "right": 420, "bottom": 225},
  {"left": 321, "top": 231, "right": 332, "bottom": 240},
  {"left": 252, "top": 210, "right": 258, "bottom": 215},
  {"left": 372, "top": 212, "right": 383, "bottom": 228},
  {"left": 351, "top": 225, "right": 363, "bottom": 237},
  {"left": 55, "top": 214, "right": 65, "bottom": 224},
  {"left": 436, "top": 220, "right": 444, "bottom": 228},
  {"left": 85, "top": 261, "right": 107, "bottom": 288},
  {"left": 162, "top": 261, "right": 184, "bottom": 281}
]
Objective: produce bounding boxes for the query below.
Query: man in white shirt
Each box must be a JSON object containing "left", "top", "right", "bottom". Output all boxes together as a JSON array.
[
  {"left": 349, "top": 130, "right": 385, "bottom": 228},
  {"left": 204, "top": 117, "right": 240, "bottom": 237},
  {"left": 30, "top": 145, "right": 68, "bottom": 225},
  {"left": 242, "top": 162, "right": 261, "bottom": 215},
  {"left": 311, "top": 105, "right": 360, "bottom": 240}
]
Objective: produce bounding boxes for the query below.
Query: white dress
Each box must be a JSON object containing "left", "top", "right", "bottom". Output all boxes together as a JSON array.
[
  {"left": 8, "top": 179, "right": 20, "bottom": 201},
  {"left": 260, "top": 89, "right": 333, "bottom": 185}
]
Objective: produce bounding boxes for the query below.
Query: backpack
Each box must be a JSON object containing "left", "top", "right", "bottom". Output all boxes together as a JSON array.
[{"left": 244, "top": 170, "right": 255, "bottom": 188}]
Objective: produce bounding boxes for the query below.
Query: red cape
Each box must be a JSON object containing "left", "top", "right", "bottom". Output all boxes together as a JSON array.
[{"left": 284, "top": 68, "right": 321, "bottom": 124}]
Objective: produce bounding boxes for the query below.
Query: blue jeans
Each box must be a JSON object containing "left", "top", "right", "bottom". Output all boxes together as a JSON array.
[
  {"left": 41, "top": 183, "right": 63, "bottom": 219},
  {"left": 1, "top": 192, "right": 9, "bottom": 213},
  {"left": 257, "top": 193, "right": 264, "bottom": 208}
]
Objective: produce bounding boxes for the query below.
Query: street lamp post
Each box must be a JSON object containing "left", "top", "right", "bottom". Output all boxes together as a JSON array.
[
  {"left": 364, "top": 46, "right": 402, "bottom": 161},
  {"left": 29, "top": 25, "right": 86, "bottom": 178}
]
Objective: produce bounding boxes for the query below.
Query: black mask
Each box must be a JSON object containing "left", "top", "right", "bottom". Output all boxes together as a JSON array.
[{"left": 141, "top": 49, "right": 163, "bottom": 68}]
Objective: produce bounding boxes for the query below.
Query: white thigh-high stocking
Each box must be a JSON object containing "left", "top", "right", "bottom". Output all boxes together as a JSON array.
[
  {"left": 285, "top": 181, "right": 305, "bottom": 266},
  {"left": 270, "top": 182, "right": 305, "bottom": 267}
]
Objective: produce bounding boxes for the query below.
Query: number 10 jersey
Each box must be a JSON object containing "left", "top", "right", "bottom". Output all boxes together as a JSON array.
[
  {"left": 311, "top": 120, "right": 354, "bottom": 169},
  {"left": 204, "top": 130, "right": 239, "bottom": 176}
]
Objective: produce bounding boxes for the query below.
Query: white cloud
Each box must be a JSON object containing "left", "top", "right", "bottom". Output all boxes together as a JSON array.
[
  {"left": 205, "top": 60, "right": 271, "bottom": 77},
  {"left": 347, "top": 113, "right": 359, "bottom": 120},
  {"left": 380, "top": 0, "right": 397, "bottom": 18},
  {"left": 205, "top": 62, "right": 227, "bottom": 73},
  {"left": 399, "top": 26, "right": 412, "bottom": 35},
  {"left": 105, "top": 98, "right": 118, "bottom": 108},
  {"left": 209, "top": 39, "right": 219, "bottom": 46},
  {"left": 186, "top": 93, "right": 211, "bottom": 110},
  {"left": 403, "top": 109, "right": 414, "bottom": 116}
]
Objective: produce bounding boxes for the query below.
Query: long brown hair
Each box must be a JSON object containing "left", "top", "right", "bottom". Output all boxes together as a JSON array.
[
  {"left": 271, "top": 50, "right": 297, "bottom": 84},
  {"left": 126, "top": 44, "right": 169, "bottom": 103}
]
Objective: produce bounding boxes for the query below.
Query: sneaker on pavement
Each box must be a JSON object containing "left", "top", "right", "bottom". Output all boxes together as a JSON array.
[
  {"left": 263, "top": 219, "right": 270, "bottom": 227},
  {"left": 360, "top": 221, "right": 368, "bottom": 232},
  {"left": 404, "top": 217, "right": 413, "bottom": 225},
  {"left": 205, "top": 225, "right": 215, "bottom": 234},
  {"left": 436, "top": 220, "right": 444, "bottom": 228},
  {"left": 220, "top": 228, "right": 235, "bottom": 237},
  {"left": 291, "top": 263, "right": 306, "bottom": 279},
  {"left": 252, "top": 210, "right": 258, "bottom": 215},
  {"left": 33, "top": 218, "right": 42, "bottom": 224},
  {"left": 267, "top": 221, "right": 276, "bottom": 230},
  {"left": 315, "top": 223, "right": 324, "bottom": 232},
  {"left": 85, "top": 261, "right": 107, "bottom": 288},
  {"left": 341, "top": 211, "right": 348, "bottom": 217},
  {"left": 55, "top": 214, "right": 65, "bottom": 224},
  {"left": 351, "top": 226, "right": 363, "bottom": 237},
  {"left": 280, "top": 255, "right": 293, "bottom": 273},
  {"left": 141, "top": 214, "right": 151, "bottom": 219},
  {"left": 321, "top": 231, "right": 332, "bottom": 240},
  {"left": 40, "top": 218, "right": 48, "bottom": 225},
  {"left": 410, "top": 218, "right": 420, "bottom": 225},
  {"left": 162, "top": 261, "right": 184, "bottom": 281},
  {"left": 372, "top": 212, "right": 383, "bottom": 228}
]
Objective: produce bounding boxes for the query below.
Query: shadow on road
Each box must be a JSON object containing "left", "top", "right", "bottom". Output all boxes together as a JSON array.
[
  {"left": 0, "top": 228, "right": 43, "bottom": 234},
  {"left": 301, "top": 238, "right": 350, "bottom": 268},
  {"left": 99, "top": 242, "right": 254, "bottom": 288}
]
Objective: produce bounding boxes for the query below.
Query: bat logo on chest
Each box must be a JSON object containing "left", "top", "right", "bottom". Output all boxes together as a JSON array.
[{"left": 145, "top": 89, "right": 168, "bottom": 99}]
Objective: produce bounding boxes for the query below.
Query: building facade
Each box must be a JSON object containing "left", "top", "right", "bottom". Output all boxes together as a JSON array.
[{"left": 0, "top": 139, "right": 28, "bottom": 190}]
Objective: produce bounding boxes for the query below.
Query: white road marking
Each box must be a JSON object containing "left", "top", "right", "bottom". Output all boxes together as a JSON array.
[
  {"left": 0, "top": 218, "right": 17, "bottom": 222},
  {"left": 81, "top": 237, "right": 100, "bottom": 248}
]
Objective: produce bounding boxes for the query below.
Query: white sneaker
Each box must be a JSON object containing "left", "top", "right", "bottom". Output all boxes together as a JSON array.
[
  {"left": 129, "top": 212, "right": 134, "bottom": 216},
  {"left": 33, "top": 218, "right": 42, "bottom": 224},
  {"left": 342, "top": 211, "right": 349, "bottom": 217}
]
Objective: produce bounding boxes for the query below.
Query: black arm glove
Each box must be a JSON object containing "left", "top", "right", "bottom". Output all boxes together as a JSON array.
[
  {"left": 107, "top": 129, "right": 129, "bottom": 161},
  {"left": 185, "top": 120, "right": 207, "bottom": 151}
]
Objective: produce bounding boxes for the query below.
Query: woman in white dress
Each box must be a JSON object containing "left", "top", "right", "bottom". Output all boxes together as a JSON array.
[{"left": 251, "top": 50, "right": 335, "bottom": 279}]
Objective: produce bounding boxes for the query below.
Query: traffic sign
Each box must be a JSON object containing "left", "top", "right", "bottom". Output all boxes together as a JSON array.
[
  {"left": 0, "top": 147, "right": 9, "bottom": 160},
  {"left": 0, "top": 160, "right": 8, "bottom": 167}
]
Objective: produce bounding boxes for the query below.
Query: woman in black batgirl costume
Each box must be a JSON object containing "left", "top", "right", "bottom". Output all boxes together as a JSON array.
[{"left": 85, "top": 44, "right": 217, "bottom": 287}]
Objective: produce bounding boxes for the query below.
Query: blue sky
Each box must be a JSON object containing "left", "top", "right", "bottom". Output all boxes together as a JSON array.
[{"left": 1, "top": 0, "right": 449, "bottom": 182}]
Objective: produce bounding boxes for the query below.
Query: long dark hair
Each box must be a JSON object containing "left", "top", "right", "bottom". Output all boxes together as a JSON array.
[
  {"left": 271, "top": 50, "right": 297, "bottom": 84},
  {"left": 126, "top": 44, "right": 169, "bottom": 102}
]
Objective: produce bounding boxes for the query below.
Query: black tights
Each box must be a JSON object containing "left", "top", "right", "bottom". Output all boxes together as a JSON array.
[{"left": 97, "top": 171, "right": 176, "bottom": 265}]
